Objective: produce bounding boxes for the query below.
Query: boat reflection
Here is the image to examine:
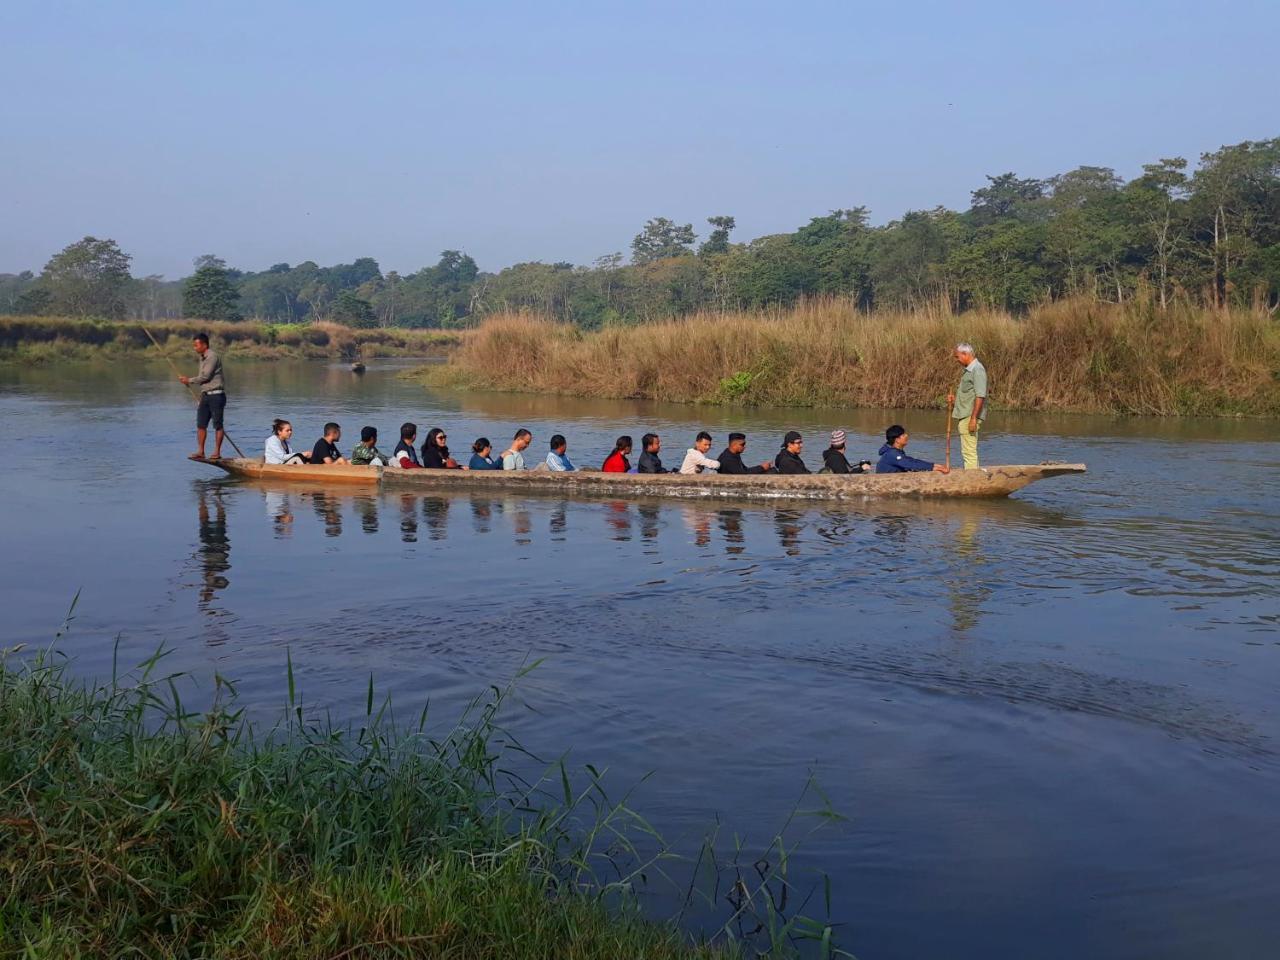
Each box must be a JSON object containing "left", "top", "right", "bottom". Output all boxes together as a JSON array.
[{"left": 189, "top": 480, "right": 1079, "bottom": 641}]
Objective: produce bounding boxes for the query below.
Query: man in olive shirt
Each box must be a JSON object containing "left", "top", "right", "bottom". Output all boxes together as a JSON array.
[
  {"left": 948, "top": 342, "right": 987, "bottom": 469},
  {"left": 178, "top": 332, "right": 226, "bottom": 460}
]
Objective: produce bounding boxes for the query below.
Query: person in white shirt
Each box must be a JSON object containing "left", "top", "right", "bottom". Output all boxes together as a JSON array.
[
  {"left": 501, "top": 428, "right": 532, "bottom": 470},
  {"left": 680, "top": 431, "right": 721, "bottom": 474},
  {"left": 264, "top": 419, "right": 310, "bottom": 465}
]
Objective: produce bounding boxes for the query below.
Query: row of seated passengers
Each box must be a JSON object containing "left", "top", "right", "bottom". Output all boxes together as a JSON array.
[{"left": 265, "top": 421, "right": 951, "bottom": 475}]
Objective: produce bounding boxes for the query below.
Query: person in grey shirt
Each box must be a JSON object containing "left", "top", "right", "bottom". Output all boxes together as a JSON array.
[
  {"left": 948, "top": 342, "right": 988, "bottom": 469},
  {"left": 178, "top": 332, "right": 226, "bottom": 460}
]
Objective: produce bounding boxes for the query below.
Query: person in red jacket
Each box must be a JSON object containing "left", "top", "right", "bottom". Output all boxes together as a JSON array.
[{"left": 602, "top": 435, "right": 632, "bottom": 472}]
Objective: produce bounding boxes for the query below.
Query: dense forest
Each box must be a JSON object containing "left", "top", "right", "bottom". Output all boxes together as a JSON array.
[{"left": 3, "top": 138, "right": 1278, "bottom": 328}]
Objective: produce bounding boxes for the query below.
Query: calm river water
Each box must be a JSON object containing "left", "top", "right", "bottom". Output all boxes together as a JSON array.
[{"left": 2, "top": 360, "right": 1278, "bottom": 959}]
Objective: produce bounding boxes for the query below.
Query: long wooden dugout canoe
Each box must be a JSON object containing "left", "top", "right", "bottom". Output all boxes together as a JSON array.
[{"left": 202, "top": 458, "right": 1086, "bottom": 500}]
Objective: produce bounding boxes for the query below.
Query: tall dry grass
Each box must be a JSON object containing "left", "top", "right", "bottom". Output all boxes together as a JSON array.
[{"left": 424, "top": 299, "right": 1280, "bottom": 416}]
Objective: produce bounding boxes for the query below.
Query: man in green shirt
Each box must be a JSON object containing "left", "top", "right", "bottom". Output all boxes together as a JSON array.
[{"left": 948, "top": 342, "right": 987, "bottom": 469}]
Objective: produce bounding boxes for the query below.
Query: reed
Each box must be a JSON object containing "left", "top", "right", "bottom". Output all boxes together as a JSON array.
[
  {"left": 0, "top": 316, "right": 460, "bottom": 363},
  {"left": 421, "top": 298, "right": 1280, "bottom": 417},
  {"left": 0, "top": 639, "right": 845, "bottom": 959}
]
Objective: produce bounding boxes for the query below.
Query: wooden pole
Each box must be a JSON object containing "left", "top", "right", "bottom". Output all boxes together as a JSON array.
[
  {"left": 944, "top": 397, "right": 953, "bottom": 471},
  {"left": 142, "top": 326, "right": 246, "bottom": 458}
]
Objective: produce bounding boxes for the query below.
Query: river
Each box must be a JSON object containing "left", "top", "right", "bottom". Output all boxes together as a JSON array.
[{"left": 2, "top": 359, "right": 1277, "bottom": 959}]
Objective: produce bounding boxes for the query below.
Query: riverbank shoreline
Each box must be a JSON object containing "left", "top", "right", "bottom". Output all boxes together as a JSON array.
[
  {"left": 0, "top": 648, "right": 831, "bottom": 958},
  {"left": 0, "top": 315, "right": 460, "bottom": 363},
  {"left": 414, "top": 299, "right": 1280, "bottom": 418}
]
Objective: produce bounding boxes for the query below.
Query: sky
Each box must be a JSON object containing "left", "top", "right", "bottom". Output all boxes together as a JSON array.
[{"left": 2, "top": 0, "right": 1276, "bottom": 279}]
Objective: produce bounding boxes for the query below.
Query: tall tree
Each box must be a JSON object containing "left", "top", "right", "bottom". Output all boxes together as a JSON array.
[
  {"left": 39, "top": 236, "right": 134, "bottom": 318},
  {"left": 331, "top": 289, "right": 377, "bottom": 328},
  {"left": 699, "top": 215, "right": 736, "bottom": 256},
  {"left": 631, "top": 217, "right": 696, "bottom": 263},
  {"left": 183, "top": 255, "right": 242, "bottom": 321},
  {"left": 1126, "top": 159, "right": 1189, "bottom": 308}
]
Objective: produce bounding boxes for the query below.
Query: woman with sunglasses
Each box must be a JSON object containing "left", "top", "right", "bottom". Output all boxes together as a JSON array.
[{"left": 420, "top": 426, "right": 462, "bottom": 469}]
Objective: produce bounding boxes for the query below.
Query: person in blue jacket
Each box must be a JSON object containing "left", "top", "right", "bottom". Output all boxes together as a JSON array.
[{"left": 876, "top": 425, "right": 951, "bottom": 474}]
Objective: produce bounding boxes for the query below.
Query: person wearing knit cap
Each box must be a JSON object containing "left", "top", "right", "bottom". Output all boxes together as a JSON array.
[
  {"left": 774, "top": 431, "right": 811, "bottom": 474},
  {"left": 716, "top": 432, "right": 774, "bottom": 474},
  {"left": 821, "top": 428, "right": 869, "bottom": 474}
]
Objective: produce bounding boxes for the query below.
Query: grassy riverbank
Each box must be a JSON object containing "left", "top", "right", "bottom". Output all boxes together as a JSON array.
[
  {"left": 0, "top": 648, "right": 839, "bottom": 959},
  {"left": 0, "top": 316, "right": 460, "bottom": 363},
  {"left": 418, "top": 299, "right": 1280, "bottom": 417}
]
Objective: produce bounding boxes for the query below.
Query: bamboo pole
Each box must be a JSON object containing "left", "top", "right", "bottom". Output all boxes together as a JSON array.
[
  {"left": 142, "top": 327, "right": 245, "bottom": 458},
  {"left": 944, "top": 397, "right": 953, "bottom": 471}
]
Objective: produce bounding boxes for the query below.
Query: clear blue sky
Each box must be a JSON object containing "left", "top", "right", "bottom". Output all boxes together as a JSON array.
[{"left": 2, "top": 0, "right": 1275, "bottom": 279}]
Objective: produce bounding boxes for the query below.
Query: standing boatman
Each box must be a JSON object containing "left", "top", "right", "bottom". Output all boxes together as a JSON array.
[
  {"left": 179, "top": 332, "right": 226, "bottom": 460},
  {"left": 948, "top": 342, "right": 987, "bottom": 469}
]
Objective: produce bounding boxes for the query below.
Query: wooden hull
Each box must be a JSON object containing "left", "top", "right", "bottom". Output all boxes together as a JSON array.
[
  {"left": 204, "top": 458, "right": 1085, "bottom": 500},
  {"left": 206, "top": 459, "right": 380, "bottom": 485}
]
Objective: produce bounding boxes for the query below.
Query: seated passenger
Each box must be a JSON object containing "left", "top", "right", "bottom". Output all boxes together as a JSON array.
[
  {"left": 469, "top": 437, "right": 501, "bottom": 470},
  {"left": 393, "top": 422, "right": 422, "bottom": 469},
  {"left": 602, "top": 435, "right": 632, "bottom": 472},
  {"left": 821, "top": 429, "right": 869, "bottom": 474},
  {"left": 501, "top": 429, "right": 533, "bottom": 470},
  {"left": 265, "top": 419, "right": 310, "bottom": 465},
  {"left": 351, "top": 426, "right": 387, "bottom": 466},
  {"left": 421, "top": 427, "right": 461, "bottom": 469},
  {"left": 876, "top": 425, "right": 950, "bottom": 474},
  {"left": 546, "top": 434, "right": 578, "bottom": 471},
  {"left": 680, "top": 431, "right": 720, "bottom": 474},
  {"left": 716, "top": 432, "right": 773, "bottom": 474},
  {"left": 774, "top": 431, "right": 810, "bottom": 474},
  {"left": 637, "top": 433, "right": 668, "bottom": 473},
  {"left": 634, "top": 435, "right": 665, "bottom": 476},
  {"left": 310, "top": 422, "right": 347, "bottom": 465}
]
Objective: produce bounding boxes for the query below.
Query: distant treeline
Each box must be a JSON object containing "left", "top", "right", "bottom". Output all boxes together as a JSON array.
[
  {"left": 3, "top": 137, "right": 1278, "bottom": 329},
  {"left": 0, "top": 316, "right": 459, "bottom": 363}
]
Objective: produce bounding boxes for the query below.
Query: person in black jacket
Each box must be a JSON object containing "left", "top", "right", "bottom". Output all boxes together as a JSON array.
[
  {"left": 716, "top": 432, "right": 774, "bottom": 474},
  {"left": 821, "top": 429, "right": 871, "bottom": 474},
  {"left": 421, "top": 426, "right": 461, "bottom": 468},
  {"left": 637, "top": 432, "right": 668, "bottom": 473},
  {"left": 774, "top": 431, "right": 810, "bottom": 474}
]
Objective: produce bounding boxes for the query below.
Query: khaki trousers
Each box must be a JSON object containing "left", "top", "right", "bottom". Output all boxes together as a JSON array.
[{"left": 957, "top": 418, "right": 981, "bottom": 469}]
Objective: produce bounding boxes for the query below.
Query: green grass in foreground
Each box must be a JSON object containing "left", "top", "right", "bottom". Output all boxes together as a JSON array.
[{"left": 0, "top": 639, "right": 846, "bottom": 959}]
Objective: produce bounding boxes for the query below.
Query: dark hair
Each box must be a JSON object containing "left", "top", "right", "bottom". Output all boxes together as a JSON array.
[
  {"left": 424, "top": 427, "right": 448, "bottom": 457},
  {"left": 193, "top": 332, "right": 210, "bottom": 345},
  {"left": 472, "top": 437, "right": 491, "bottom": 454},
  {"left": 783, "top": 430, "right": 803, "bottom": 446},
  {"left": 728, "top": 432, "right": 745, "bottom": 443},
  {"left": 696, "top": 431, "right": 713, "bottom": 444},
  {"left": 323, "top": 421, "right": 340, "bottom": 435},
  {"left": 612, "top": 434, "right": 632, "bottom": 453},
  {"left": 885, "top": 424, "right": 906, "bottom": 444},
  {"left": 550, "top": 433, "right": 566, "bottom": 450},
  {"left": 400, "top": 421, "right": 417, "bottom": 440},
  {"left": 360, "top": 426, "right": 377, "bottom": 443},
  {"left": 642, "top": 432, "right": 659, "bottom": 450},
  {"left": 514, "top": 428, "right": 531, "bottom": 441},
  {"left": 272, "top": 418, "right": 290, "bottom": 435}
]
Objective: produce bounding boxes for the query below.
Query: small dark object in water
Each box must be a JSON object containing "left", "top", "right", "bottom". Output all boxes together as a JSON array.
[{"left": 350, "top": 361, "right": 366, "bottom": 374}]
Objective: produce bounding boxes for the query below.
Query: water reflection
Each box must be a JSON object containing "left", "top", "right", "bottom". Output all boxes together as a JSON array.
[
  {"left": 313, "top": 491, "right": 344, "bottom": 537},
  {"left": 948, "top": 512, "right": 990, "bottom": 634},
  {"left": 194, "top": 481, "right": 230, "bottom": 607}
]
